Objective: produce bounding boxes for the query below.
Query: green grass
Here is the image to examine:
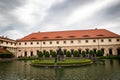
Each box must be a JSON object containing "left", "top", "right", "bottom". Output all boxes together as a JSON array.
[{"left": 31, "top": 58, "right": 92, "bottom": 66}]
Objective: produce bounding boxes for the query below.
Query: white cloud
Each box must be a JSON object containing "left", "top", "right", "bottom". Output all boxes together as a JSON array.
[
  {"left": 65, "top": 0, "right": 115, "bottom": 26},
  {"left": 13, "top": 0, "right": 56, "bottom": 27}
]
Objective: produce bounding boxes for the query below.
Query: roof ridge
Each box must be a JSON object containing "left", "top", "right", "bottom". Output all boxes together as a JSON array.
[{"left": 34, "top": 28, "right": 105, "bottom": 33}]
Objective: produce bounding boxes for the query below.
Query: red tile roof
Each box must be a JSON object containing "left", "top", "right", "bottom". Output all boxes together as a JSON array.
[
  {"left": 0, "top": 36, "right": 15, "bottom": 42},
  {"left": 17, "top": 29, "right": 120, "bottom": 41},
  {"left": 0, "top": 48, "right": 8, "bottom": 53}
]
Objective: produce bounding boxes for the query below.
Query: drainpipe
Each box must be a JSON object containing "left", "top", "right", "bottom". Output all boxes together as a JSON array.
[{"left": 97, "top": 38, "right": 100, "bottom": 50}]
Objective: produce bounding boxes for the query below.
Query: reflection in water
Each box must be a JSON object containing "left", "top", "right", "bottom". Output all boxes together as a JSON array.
[
  {"left": 55, "top": 67, "right": 64, "bottom": 80},
  {"left": 0, "top": 60, "right": 120, "bottom": 80}
]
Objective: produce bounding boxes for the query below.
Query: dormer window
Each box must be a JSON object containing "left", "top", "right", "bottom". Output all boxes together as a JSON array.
[
  {"left": 31, "top": 37, "right": 36, "bottom": 39},
  {"left": 55, "top": 36, "right": 62, "bottom": 38},
  {"left": 83, "top": 35, "right": 90, "bottom": 37},
  {"left": 68, "top": 36, "right": 76, "bottom": 38},
  {"left": 96, "top": 34, "right": 104, "bottom": 36},
  {"left": 43, "top": 37, "right": 48, "bottom": 39}
]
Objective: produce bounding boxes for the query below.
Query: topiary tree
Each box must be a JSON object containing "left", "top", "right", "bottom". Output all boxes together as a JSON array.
[
  {"left": 44, "top": 51, "right": 50, "bottom": 58},
  {"left": 81, "top": 51, "right": 86, "bottom": 57},
  {"left": 73, "top": 50, "right": 80, "bottom": 57},
  {"left": 97, "top": 50, "right": 104, "bottom": 57},
  {"left": 37, "top": 51, "right": 43, "bottom": 58},
  {"left": 89, "top": 50, "right": 94, "bottom": 58},
  {"left": 51, "top": 51, "right": 57, "bottom": 57},
  {"left": 89, "top": 50, "right": 94, "bottom": 56},
  {"left": 66, "top": 51, "right": 71, "bottom": 57}
]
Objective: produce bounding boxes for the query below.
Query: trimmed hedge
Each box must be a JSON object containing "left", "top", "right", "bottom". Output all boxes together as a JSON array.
[
  {"left": 0, "top": 52, "right": 14, "bottom": 58},
  {"left": 100, "top": 55, "right": 120, "bottom": 59}
]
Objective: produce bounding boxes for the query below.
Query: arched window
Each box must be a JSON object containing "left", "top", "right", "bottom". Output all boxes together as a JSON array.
[
  {"left": 50, "top": 50, "right": 53, "bottom": 54},
  {"left": 93, "top": 48, "right": 97, "bottom": 54},
  {"left": 117, "top": 48, "right": 120, "bottom": 55},
  {"left": 78, "top": 49, "right": 81, "bottom": 54},
  {"left": 109, "top": 48, "right": 113, "bottom": 55},
  {"left": 63, "top": 49, "right": 67, "bottom": 54},
  {"left": 86, "top": 48, "right": 89, "bottom": 54},
  {"left": 31, "top": 51, "right": 33, "bottom": 56},
  {"left": 71, "top": 49, "right": 74, "bottom": 54},
  {"left": 101, "top": 48, "right": 104, "bottom": 54},
  {"left": 24, "top": 51, "right": 27, "bottom": 57}
]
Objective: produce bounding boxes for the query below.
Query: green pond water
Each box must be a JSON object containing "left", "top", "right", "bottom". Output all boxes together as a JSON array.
[{"left": 0, "top": 59, "right": 120, "bottom": 80}]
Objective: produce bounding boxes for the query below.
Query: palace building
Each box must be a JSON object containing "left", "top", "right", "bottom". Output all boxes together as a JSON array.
[
  {"left": 0, "top": 29, "right": 120, "bottom": 57},
  {"left": 16, "top": 29, "right": 120, "bottom": 57},
  {"left": 0, "top": 36, "right": 16, "bottom": 54}
]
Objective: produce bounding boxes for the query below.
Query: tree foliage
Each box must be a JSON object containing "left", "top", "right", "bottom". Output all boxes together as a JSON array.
[
  {"left": 73, "top": 50, "right": 80, "bottom": 57},
  {"left": 0, "top": 52, "right": 14, "bottom": 58},
  {"left": 97, "top": 50, "right": 104, "bottom": 56},
  {"left": 82, "top": 51, "right": 86, "bottom": 57},
  {"left": 37, "top": 51, "right": 43, "bottom": 57},
  {"left": 66, "top": 51, "right": 71, "bottom": 57},
  {"left": 51, "top": 51, "right": 57, "bottom": 57}
]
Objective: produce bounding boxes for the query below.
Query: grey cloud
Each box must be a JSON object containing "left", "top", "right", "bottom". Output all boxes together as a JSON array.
[
  {"left": 0, "top": 0, "right": 25, "bottom": 14},
  {"left": 93, "top": 0, "right": 120, "bottom": 21},
  {"left": 0, "top": 0, "right": 26, "bottom": 34},
  {"left": 41, "top": 0, "right": 95, "bottom": 24},
  {"left": 49, "top": 0, "right": 94, "bottom": 14}
]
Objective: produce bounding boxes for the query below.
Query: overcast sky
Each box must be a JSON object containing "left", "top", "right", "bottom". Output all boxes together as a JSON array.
[{"left": 0, "top": 0, "right": 120, "bottom": 39}]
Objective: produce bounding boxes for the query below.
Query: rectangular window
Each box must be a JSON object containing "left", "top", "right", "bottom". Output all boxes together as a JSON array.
[
  {"left": 101, "top": 39, "right": 104, "bottom": 42},
  {"left": 25, "top": 42, "right": 27, "bottom": 45},
  {"left": 56, "top": 41, "right": 59, "bottom": 44},
  {"left": 37, "top": 42, "right": 39, "bottom": 44},
  {"left": 109, "top": 39, "right": 111, "bottom": 42},
  {"left": 63, "top": 41, "right": 66, "bottom": 44},
  {"left": 19, "top": 43, "right": 21, "bottom": 45},
  {"left": 50, "top": 41, "right": 52, "bottom": 44},
  {"left": 93, "top": 40, "right": 96, "bottom": 43},
  {"left": 43, "top": 42, "right": 45, "bottom": 44},
  {"left": 116, "top": 39, "right": 120, "bottom": 42},
  {"left": 31, "top": 42, "right": 33, "bottom": 45},
  {"left": 71, "top": 40, "right": 73, "bottom": 43},
  {"left": 6, "top": 42, "right": 8, "bottom": 44},
  {"left": 1, "top": 41, "right": 3, "bottom": 44},
  {"left": 85, "top": 40, "right": 88, "bottom": 43}
]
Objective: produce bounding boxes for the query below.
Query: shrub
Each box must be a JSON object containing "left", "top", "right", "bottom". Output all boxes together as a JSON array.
[
  {"left": 0, "top": 52, "right": 14, "bottom": 58},
  {"left": 51, "top": 51, "right": 57, "bottom": 57},
  {"left": 37, "top": 51, "right": 43, "bottom": 57},
  {"left": 82, "top": 51, "right": 86, "bottom": 57},
  {"left": 89, "top": 50, "right": 94, "bottom": 56},
  {"left": 97, "top": 50, "right": 104, "bottom": 56},
  {"left": 66, "top": 51, "right": 71, "bottom": 57},
  {"left": 44, "top": 51, "right": 50, "bottom": 57},
  {"left": 73, "top": 50, "right": 80, "bottom": 57}
]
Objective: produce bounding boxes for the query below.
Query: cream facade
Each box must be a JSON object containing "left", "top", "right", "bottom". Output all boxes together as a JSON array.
[
  {"left": 0, "top": 37, "right": 17, "bottom": 55},
  {"left": 16, "top": 38, "right": 120, "bottom": 57}
]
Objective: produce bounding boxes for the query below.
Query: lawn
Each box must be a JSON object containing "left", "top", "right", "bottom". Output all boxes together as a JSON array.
[{"left": 31, "top": 58, "right": 92, "bottom": 67}]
